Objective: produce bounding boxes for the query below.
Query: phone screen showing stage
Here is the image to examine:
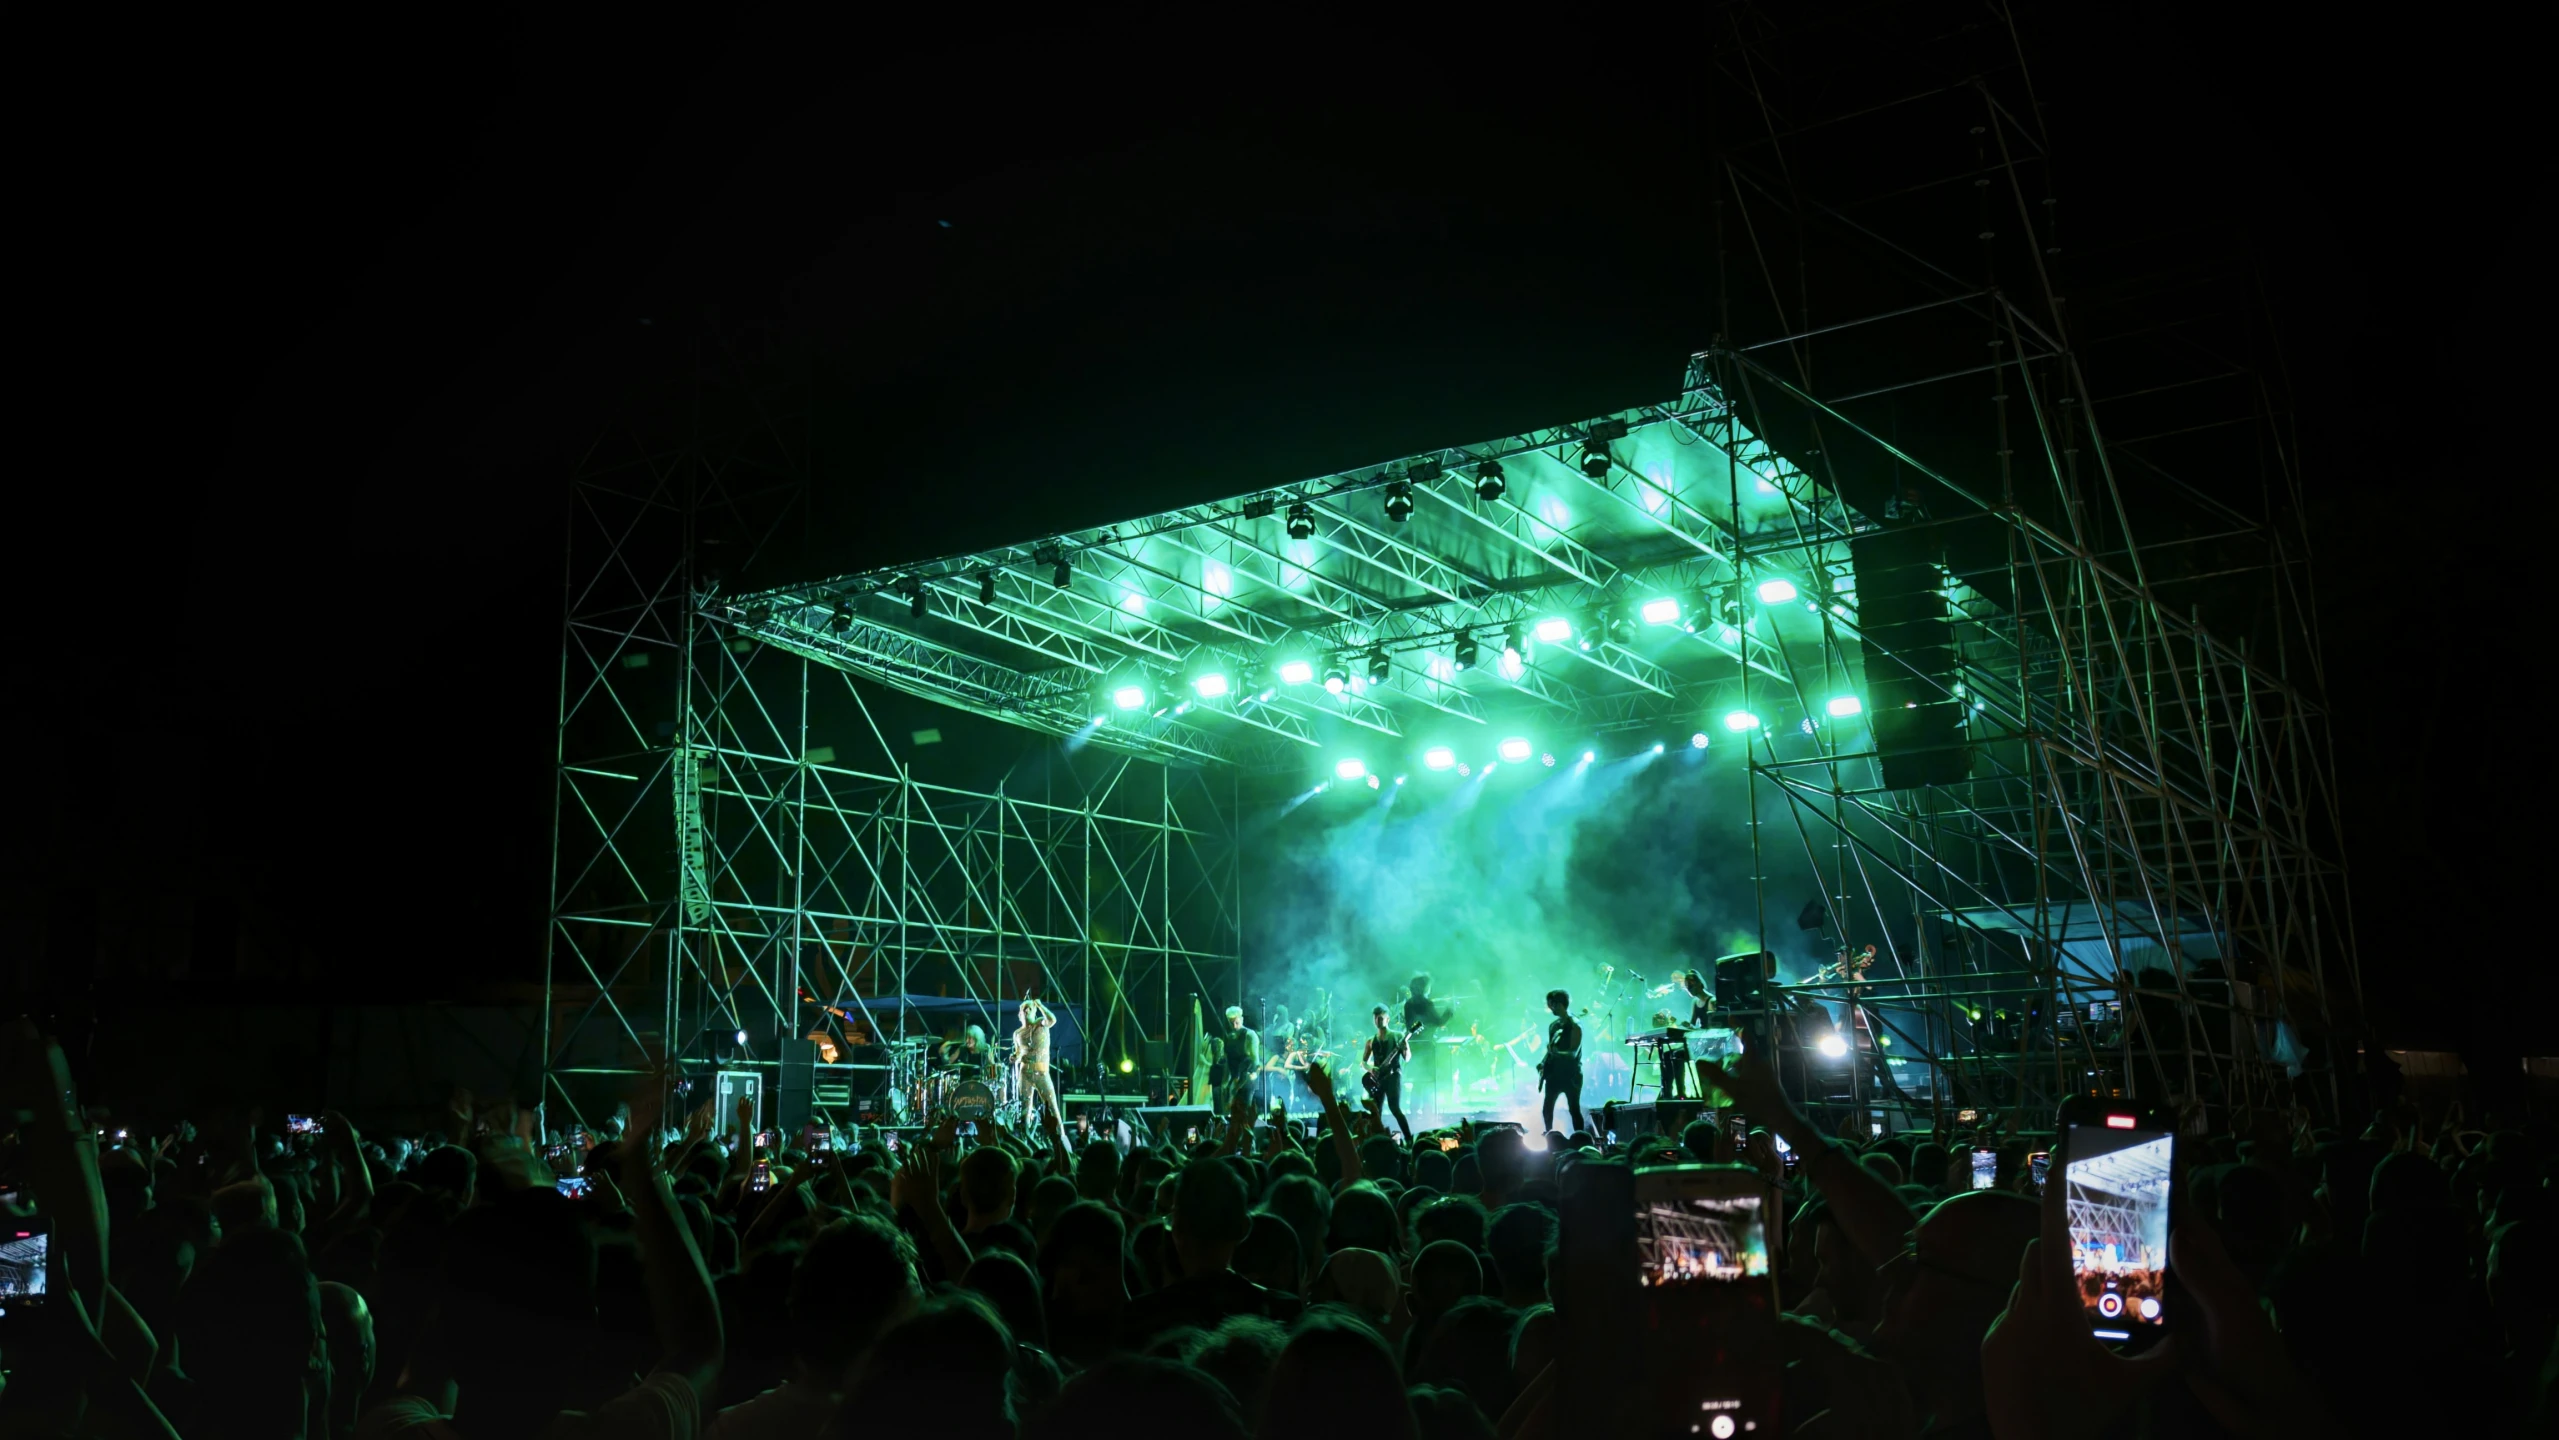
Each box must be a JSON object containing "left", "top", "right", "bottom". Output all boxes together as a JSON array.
[
  {"left": 1632, "top": 1166, "right": 1779, "bottom": 1434},
  {"left": 2064, "top": 1121, "right": 2172, "bottom": 1338},
  {"left": 1636, "top": 1176, "right": 1769, "bottom": 1286},
  {"left": 0, "top": 1220, "right": 51, "bottom": 1320},
  {"left": 1970, "top": 1149, "right": 1997, "bottom": 1190}
]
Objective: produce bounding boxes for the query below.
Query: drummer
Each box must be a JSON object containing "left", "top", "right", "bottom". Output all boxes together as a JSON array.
[{"left": 938, "top": 1024, "right": 994, "bottom": 1077}]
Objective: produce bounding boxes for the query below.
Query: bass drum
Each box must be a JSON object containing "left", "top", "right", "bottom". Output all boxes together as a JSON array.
[{"left": 944, "top": 1080, "right": 997, "bottom": 1122}]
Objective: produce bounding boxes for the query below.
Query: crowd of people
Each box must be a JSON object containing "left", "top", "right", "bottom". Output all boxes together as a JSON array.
[{"left": 2, "top": 1014, "right": 2553, "bottom": 1438}]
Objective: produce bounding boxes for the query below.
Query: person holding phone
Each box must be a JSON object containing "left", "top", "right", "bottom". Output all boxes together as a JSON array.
[{"left": 1700, "top": 1039, "right": 2034, "bottom": 1436}]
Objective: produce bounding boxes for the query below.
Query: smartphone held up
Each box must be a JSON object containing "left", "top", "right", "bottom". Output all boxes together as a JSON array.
[
  {"left": 2059, "top": 1098, "right": 2177, "bottom": 1345},
  {"left": 1632, "top": 1163, "right": 1781, "bottom": 1435}
]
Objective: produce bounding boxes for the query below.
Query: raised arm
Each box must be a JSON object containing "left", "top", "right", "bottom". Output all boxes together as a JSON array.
[
  {"left": 1698, "top": 1042, "right": 1910, "bottom": 1268},
  {"left": 621, "top": 1075, "right": 725, "bottom": 1404},
  {"left": 1302, "top": 1062, "right": 1364, "bottom": 1191}
]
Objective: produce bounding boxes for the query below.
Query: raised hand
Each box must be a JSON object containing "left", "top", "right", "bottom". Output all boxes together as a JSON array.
[{"left": 1303, "top": 1060, "right": 1338, "bottom": 1109}]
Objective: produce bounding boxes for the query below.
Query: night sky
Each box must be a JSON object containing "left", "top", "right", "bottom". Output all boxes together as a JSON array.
[{"left": 24, "top": 11, "right": 2543, "bottom": 1064}]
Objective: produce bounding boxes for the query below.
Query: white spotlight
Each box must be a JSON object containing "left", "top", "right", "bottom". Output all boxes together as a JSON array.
[{"left": 1816, "top": 1034, "right": 1849, "bottom": 1059}]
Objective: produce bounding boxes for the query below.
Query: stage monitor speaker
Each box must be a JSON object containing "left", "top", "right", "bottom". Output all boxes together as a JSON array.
[
  {"left": 775, "top": 1041, "right": 814, "bottom": 1131},
  {"left": 1850, "top": 529, "right": 1969, "bottom": 789}
]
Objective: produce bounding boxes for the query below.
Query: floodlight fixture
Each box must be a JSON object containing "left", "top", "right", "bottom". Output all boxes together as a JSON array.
[
  {"left": 1334, "top": 758, "right": 1368, "bottom": 781},
  {"left": 827, "top": 605, "right": 852, "bottom": 634},
  {"left": 1240, "top": 495, "right": 1278, "bottom": 520},
  {"left": 1532, "top": 616, "right": 1573, "bottom": 644},
  {"left": 1826, "top": 696, "right": 1864, "bottom": 717},
  {"left": 1581, "top": 750, "right": 1596, "bottom": 764},
  {"left": 1640, "top": 596, "right": 1682, "bottom": 625},
  {"left": 1111, "top": 683, "right": 1149, "bottom": 711},
  {"left": 978, "top": 571, "right": 998, "bottom": 605},
  {"left": 1452, "top": 631, "right": 1479, "bottom": 670},
  {"left": 1191, "top": 670, "right": 1231, "bottom": 700},
  {"left": 1691, "top": 733, "right": 1709, "bottom": 749},
  {"left": 1816, "top": 1034, "right": 1850, "bottom": 1060},
  {"left": 902, "top": 578, "right": 927, "bottom": 620},
  {"left": 1365, "top": 646, "right": 1392, "bottom": 685},
  {"left": 1286, "top": 502, "right": 1316, "bottom": 540},
  {"left": 1498, "top": 736, "right": 1532, "bottom": 763},
  {"left": 1473, "top": 460, "right": 1507, "bottom": 502},
  {"left": 1406, "top": 457, "right": 1444, "bottom": 482},
  {"left": 1051, "top": 557, "right": 1072, "bottom": 588},
  {"left": 1423, "top": 746, "right": 1456, "bottom": 771},
  {"left": 1323, "top": 665, "right": 1349, "bottom": 695},
  {"left": 1724, "top": 710, "right": 1760, "bottom": 732},
  {"left": 1755, "top": 577, "right": 1799, "bottom": 604},
  {"left": 1278, "top": 658, "right": 1315, "bottom": 685},
  {"left": 1580, "top": 445, "right": 1611, "bottom": 478},
  {"left": 1382, "top": 480, "right": 1415, "bottom": 523}
]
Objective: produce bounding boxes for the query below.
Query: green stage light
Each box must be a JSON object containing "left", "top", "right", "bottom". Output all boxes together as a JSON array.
[
  {"left": 1278, "top": 658, "right": 1315, "bottom": 685},
  {"left": 1112, "top": 684, "right": 1149, "bottom": 710},
  {"left": 1323, "top": 665, "right": 1348, "bottom": 695},
  {"left": 1826, "top": 695, "right": 1863, "bottom": 717},
  {"left": 1334, "top": 758, "right": 1368, "bottom": 781},
  {"left": 1755, "top": 577, "right": 1799, "bottom": 604},
  {"left": 1423, "top": 746, "right": 1455, "bottom": 771},
  {"left": 1191, "top": 671, "right": 1230, "bottom": 699},
  {"left": 1498, "top": 737, "right": 1532, "bottom": 763},
  {"left": 1723, "top": 710, "right": 1760, "bottom": 732},
  {"left": 1641, "top": 596, "right": 1682, "bottom": 625},
  {"left": 1691, "top": 733, "right": 1709, "bottom": 749},
  {"left": 1581, "top": 750, "right": 1595, "bottom": 763},
  {"left": 1533, "top": 617, "right": 1572, "bottom": 644},
  {"left": 1118, "top": 1057, "right": 1135, "bottom": 1074}
]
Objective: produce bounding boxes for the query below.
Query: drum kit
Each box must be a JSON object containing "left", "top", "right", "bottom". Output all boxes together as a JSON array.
[{"left": 906, "top": 1040, "right": 1033, "bottom": 1127}]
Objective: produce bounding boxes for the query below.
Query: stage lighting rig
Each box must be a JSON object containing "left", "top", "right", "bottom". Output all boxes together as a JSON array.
[
  {"left": 1452, "top": 631, "right": 1479, "bottom": 670},
  {"left": 1286, "top": 502, "right": 1316, "bottom": 540},
  {"left": 1406, "top": 457, "right": 1444, "bottom": 483},
  {"left": 1240, "top": 495, "right": 1278, "bottom": 520},
  {"left": 901, "top": 578, "right": 927, "bottom": 620},
  {"left": 827, "top": 604, "right": 852, "bottom": 634},
  {"left": 1382, "top": 480, "right": 1415, "bottom": 523},
  {"left": 978, "top": 571, "right": 998, "bottom": 605},
  {"left": 1473, "top": 460, "right": 1507, "bottom": 502},
  {"left": 1052, "top": 558, "right": 1072, "bottom": 588},
  {"left": 1278, "top": 658, "right": 1315, "bottom": 685},
  {"left": 1580, "top": 445, "right": 1611, "bottom": 478},
  {"left": 1365, "top": 646, "right": 1392, "bottom": 685},
  {"left": 1322, "top": 664, "right": 1349, "bottom": 695}
]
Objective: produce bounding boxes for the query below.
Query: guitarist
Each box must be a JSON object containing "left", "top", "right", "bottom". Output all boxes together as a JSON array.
[
  {"left": 1362, "top": 1004, "right": 1417, "bottom": 1143},
  {"left": 1538, "top": 989, "right": 1587, "bottom": 1135}
]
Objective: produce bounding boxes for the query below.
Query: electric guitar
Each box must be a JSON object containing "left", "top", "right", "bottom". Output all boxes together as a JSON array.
[{"left": 1361, "top": 1022, "right": 1424, "bottom": 1100}]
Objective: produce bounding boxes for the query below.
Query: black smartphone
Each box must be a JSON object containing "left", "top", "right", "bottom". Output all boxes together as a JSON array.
[
  {"left": 0, "top": 1217, "right": 53, "bottom": 1328},
  {"left": 885, "top": 1133, "right": 901, "bottom": 1154},
  {"left": 2059, "top": 1098, "right": 2177, "bottom": 1346},
  {"left": 750, "top": 1161, "right": 771, "bottom": 1193},
  {"left": 286, "top": 1115, "right": 323, "bottom": 1137},
  {"left": 1970, "top": 1147, "right": 1998, "bottom": 1191},
  {"left": 555, "top": 1176, "right": 592, "bottom": 1200},
  {"left": 1632, "top": 1164, "right": 1781, "bottom": 1434},
  {"left": 2028, "top": 1150, "right": 2051, "bottom": 1193},
  {"left": 755, "top": 1129, "right": 776, "bottom": 1152}
]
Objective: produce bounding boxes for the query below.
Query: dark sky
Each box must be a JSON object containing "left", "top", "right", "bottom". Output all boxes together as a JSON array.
[{"left": 26, "top": 10, "right": 2543, "bottom": 1053}]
